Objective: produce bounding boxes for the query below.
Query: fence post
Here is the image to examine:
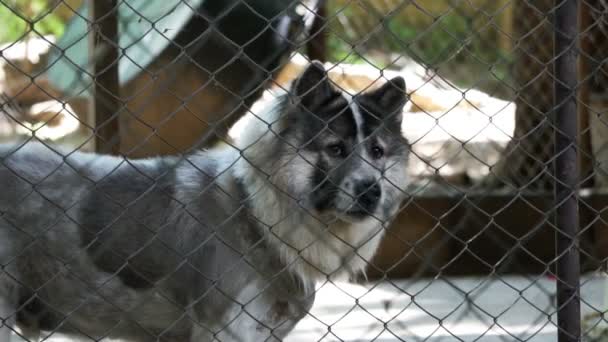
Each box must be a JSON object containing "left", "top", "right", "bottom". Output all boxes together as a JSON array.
[
  {"left": 554, "top": 0, "right": 580, "bottom": 341},
  {"left": 577, "top": 0, "right": 593, "bottom": 188},
  {"left": 92, "top": 0, "right": 121, "bottom": 154}
]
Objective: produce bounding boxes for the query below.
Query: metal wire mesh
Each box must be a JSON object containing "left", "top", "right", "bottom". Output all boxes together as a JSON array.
[{"left": 0, "top": 0, "right": 605, "bottom": 341}]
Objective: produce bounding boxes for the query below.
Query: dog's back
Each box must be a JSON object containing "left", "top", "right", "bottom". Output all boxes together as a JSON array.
[
  {"left": 0, "top": 143, "right": 312, "bottom": 341},
  {"left": 0, "top": 143, "right": 190, "bottom": 339}
]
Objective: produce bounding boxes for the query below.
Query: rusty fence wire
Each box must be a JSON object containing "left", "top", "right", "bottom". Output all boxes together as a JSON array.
[{"left": 0, "top": 0, "right": 607, "bottom": 341}]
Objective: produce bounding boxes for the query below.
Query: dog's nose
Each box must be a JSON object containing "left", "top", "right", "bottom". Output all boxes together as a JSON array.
[{"left": 354, "top": 180, "right": 381, "bottom": 212}]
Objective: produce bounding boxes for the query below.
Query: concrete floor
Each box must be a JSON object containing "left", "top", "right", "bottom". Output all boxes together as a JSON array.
[
  {"left": 10, "top": 275, "right": 608, "bottom": 342},
  {"left": 287, "top": 275, "right": 608, "bottom": 342}
]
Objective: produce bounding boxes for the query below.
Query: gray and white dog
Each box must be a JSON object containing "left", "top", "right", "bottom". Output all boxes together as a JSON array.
[{"left": 0, "top": 61, "right": 409, "bottom": 342}]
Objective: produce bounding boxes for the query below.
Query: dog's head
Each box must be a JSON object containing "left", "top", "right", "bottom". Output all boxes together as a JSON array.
[{"left": 268, "top": 61, "right": 410, "bottom": 224}]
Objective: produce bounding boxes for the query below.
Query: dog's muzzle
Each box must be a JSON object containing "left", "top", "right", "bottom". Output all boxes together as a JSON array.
[{"left": 347, "top": 179, "right": 381, "bottom": 218}]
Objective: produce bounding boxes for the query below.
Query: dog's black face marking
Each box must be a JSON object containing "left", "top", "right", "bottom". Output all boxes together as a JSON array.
[
  {"left": 310, "top": 156, "right": 334, "bottom": 212},
  {"left": 305, "top": 105, "right": 358, "bottom": 215},
  {"left": 286, "top": 62, "right": 409, "bottom": 221}
]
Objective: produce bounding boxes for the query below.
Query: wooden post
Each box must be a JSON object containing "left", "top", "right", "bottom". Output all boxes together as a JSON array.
[{"left": 92, "top": 0, "right": 121, "bottom": 154}]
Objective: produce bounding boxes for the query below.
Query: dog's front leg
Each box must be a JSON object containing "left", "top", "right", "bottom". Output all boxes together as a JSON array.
[
  {"left": 0, "top": 276, "right": 38, "bottom": 342},
  {"left": 0, "top": 288, "right": 16, "bottom": 342}
]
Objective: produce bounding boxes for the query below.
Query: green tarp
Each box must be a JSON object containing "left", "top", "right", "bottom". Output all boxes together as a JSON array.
[{"left": 46, "top": 0, "right": 204, "bottom": 98}]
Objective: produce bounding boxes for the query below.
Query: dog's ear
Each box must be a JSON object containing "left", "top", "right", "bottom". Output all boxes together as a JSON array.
[
  {"left": 293, "top": 61, "right": 336, "bottom": 108},
  {"left": 359, "top": 77, "right": 407, "bottom": 128},
  {"left": 369, "top": 77, "right": 407, "bottom": 114}
]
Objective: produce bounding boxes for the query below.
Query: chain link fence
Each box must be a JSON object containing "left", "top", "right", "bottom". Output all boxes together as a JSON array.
[{"left": 0, "top": 0, "right": 606, "bottom": 341}]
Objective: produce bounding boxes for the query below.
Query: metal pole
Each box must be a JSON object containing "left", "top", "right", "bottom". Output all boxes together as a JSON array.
[
  {"left": 554, "top": 0, "right": 580, "bottom": 341},
  {"left": 92, "top": 0, "right": 121, "bottom": 154},
  {"left": 577, "top": 0, "right": 593, "bottom": 188}
]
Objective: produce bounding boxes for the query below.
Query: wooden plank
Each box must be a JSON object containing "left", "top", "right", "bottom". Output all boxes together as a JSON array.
[{"left": 369, "top": 191, "right": 608, "bottom": 279}]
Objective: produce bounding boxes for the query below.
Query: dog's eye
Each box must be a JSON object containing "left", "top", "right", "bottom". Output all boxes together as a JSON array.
[
  {"left": 327, "top": 143, "right": 345, "bottom": 157},
  {"left": 371, "top": 145, "right": 384, "bottom": 159}
]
